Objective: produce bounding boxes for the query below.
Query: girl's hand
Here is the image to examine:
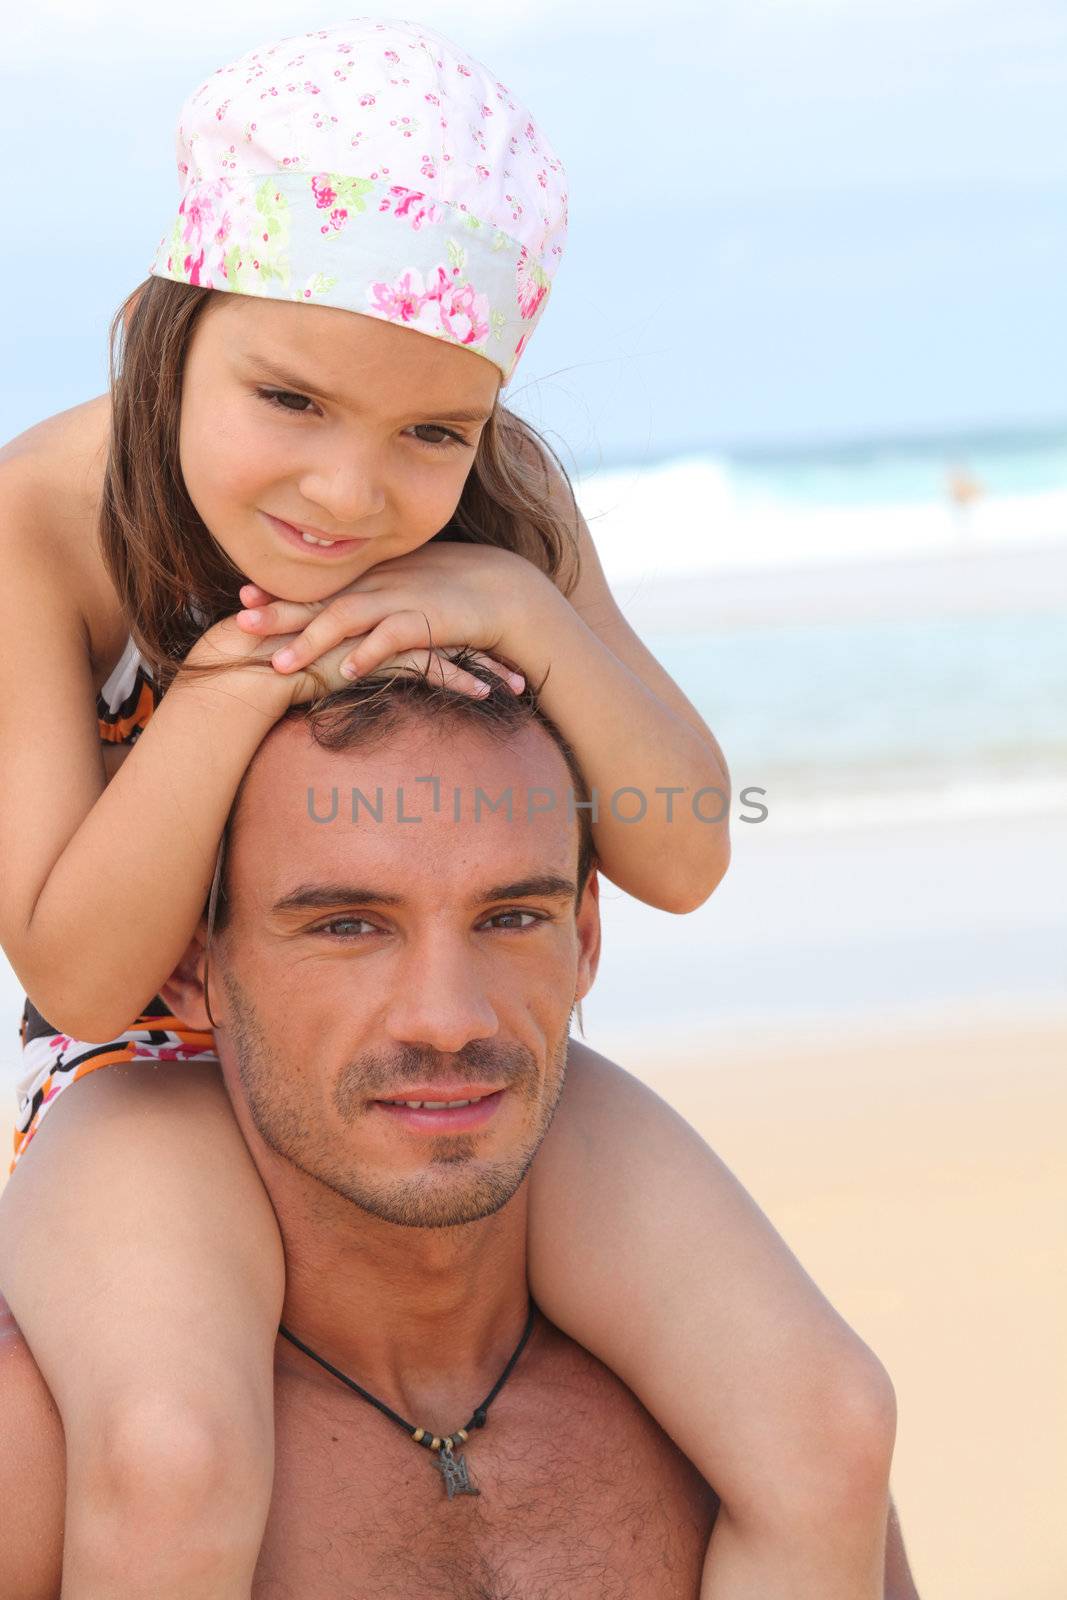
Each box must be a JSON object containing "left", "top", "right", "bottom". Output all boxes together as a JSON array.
[
  {"left": 199, "top": 604, "right": 520, "bottom": 708},
  {"left": 234, "top": 542, "right": 548, "bottom": 687}
]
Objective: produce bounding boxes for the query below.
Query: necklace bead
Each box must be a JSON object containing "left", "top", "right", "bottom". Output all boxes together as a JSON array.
[{"left": 278, "top": 1303, "right": 537, "bottom": 1499}]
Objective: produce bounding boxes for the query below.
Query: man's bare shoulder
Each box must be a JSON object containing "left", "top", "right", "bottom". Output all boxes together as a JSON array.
[{"left": 0, "top": 1299, "right": 64, "bottom": 1599}]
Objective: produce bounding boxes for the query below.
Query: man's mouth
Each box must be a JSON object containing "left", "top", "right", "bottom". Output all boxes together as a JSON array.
[
  {"left": 371, "top": 1087, "right": 507, "bottom": 1133},
  {"left": 380, "top": 1095, "right": 492, "bottom": 1110}
]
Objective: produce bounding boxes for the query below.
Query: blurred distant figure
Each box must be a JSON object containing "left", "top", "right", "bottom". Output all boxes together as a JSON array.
[{"left": 946, "top": 461, "right": 984, "bottom": 538}]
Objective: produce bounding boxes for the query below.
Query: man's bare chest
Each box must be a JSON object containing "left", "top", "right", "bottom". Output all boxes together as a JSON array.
[{"left": 256, "top": 1356, "right": 715, "bottom": 1599}]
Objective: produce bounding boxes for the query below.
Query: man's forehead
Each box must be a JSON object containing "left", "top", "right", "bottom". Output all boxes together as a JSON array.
[{"left": 232, "top": 713, "right": 580, "bottom": 902}]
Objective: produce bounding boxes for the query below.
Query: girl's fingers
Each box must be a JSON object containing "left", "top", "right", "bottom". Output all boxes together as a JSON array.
[
  {"left": 235, "top": 591, "right": 520, "bottom": 696},
  {"left": 234, "top": 597, "right": 328, "bottom": 639},
  {"left": 440, "top": 649, "right": 525, "bottom": 693},
  {"left": 238, "top": 582, "right": 275, "bottom": 607},
  {"left": 339, "top": 629, "right": 524, "bottom": 695},
  {"left": 338, "top": 612, "right": 449, "bottom": 680},
  {"left": 352, "top": 647, "right": 495, "bottom": 700},
  {"left": 371, "top": 649, "right": 494, "bottom": 700},
  {"left": 264, "top": 595, "right": 393, "bottom": 668}
]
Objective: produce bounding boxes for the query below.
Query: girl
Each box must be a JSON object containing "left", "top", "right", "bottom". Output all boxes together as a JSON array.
[{"left": 0, "top": 20, "right": 895, "bottom": 1599}]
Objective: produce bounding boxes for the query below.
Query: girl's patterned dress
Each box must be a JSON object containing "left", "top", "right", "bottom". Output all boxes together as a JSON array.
[{"left": 12, "top": 637, "right": 218, "bottom": 1170}]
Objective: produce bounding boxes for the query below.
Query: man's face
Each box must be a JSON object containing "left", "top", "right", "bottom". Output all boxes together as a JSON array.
[{"left": 210, "top": 714, "right": 599, "bottom": 1228}]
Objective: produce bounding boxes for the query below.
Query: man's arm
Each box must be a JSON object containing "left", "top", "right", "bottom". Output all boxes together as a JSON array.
[
  {"left": 0, "top": 1300, "right": 64, "bottom": 1599},
  {"left": 885, "top": 1495, "right": 921, "bottom": 1599}
]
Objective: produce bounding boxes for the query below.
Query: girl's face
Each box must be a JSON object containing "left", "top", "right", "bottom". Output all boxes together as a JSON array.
[{"left": 178, "top": 294, "right": 501, "bottom": 602}]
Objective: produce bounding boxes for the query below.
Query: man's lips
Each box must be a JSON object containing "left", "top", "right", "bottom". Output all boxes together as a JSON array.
[{"left": 371, "top": 1086, "right": 507, "bottom": 1134}]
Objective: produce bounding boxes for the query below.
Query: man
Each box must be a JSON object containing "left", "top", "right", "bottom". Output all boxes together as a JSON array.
[{"left": 0, "top": 668, "right": 919, "bottom": 1597}]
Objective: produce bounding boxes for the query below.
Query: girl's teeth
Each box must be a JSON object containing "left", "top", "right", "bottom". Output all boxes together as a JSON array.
[{"left": 300, "top": 531, "right": 336, "bottom": 546}]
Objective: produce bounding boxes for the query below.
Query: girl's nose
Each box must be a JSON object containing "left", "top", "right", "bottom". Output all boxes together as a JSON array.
[{"left": 300, "top": 457, "right": 387, "bottom": 524}]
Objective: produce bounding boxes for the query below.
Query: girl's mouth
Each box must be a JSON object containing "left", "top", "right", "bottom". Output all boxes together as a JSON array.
[{"left": 261, "top": 510, "right": 371, "bottom": 559}]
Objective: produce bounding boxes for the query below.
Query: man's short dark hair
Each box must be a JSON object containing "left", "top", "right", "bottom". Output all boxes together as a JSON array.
[{"left": 209, "top": 650, "right": 597, "bottom": 935}]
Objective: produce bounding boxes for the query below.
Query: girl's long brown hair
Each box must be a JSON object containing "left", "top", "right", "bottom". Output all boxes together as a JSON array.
[{"left": 100, "top": 277, "right": 581, "bottom": 690}]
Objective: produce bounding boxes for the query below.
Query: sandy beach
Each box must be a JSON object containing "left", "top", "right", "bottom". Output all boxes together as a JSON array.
[{"left": 617, "top": 1013, "right": 1067, "bottom": 1600}]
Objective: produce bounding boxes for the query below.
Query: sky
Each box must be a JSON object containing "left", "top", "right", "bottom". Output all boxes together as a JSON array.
[{"left": 3, "top": 0, "right": 1067, "bottom": 466}]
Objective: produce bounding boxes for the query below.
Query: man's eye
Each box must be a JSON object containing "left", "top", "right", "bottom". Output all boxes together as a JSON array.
[
  {"left": 315, "top": 917, "right": 378, "bottom": 939},
  {"left": 483, "top": 910, "right": 543, "bottom": 931}
]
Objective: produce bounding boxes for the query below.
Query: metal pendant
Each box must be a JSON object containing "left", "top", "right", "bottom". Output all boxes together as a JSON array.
[{"left": 433, "top": 1443, "right": 480, "bottom": 1500}]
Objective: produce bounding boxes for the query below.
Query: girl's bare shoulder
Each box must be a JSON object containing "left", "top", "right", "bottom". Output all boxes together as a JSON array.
[
  {"left": 0, "top": 394, "right": 126, "bottom": 672},
  {"left": 0, "top": 391, "right": 110, "bottom": 481}
]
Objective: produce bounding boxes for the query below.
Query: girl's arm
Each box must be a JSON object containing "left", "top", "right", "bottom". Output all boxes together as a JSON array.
[
  {"left": 500, "top": 492, "right": 731, "bottom": 911},
  {"left": 530, "top": 1040, "right": 898, "bottom": 1600},
  {"left": 0, "top": 580, "right": 297, "bottom": 1040}
]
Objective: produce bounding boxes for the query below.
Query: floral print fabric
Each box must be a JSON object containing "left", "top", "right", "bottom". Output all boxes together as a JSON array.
[
  {"left": 148, "top": 20, "right": 568, "bottom": 384},
  {"left": 154, "top": 173, "right": 515, "bottom": 364}
]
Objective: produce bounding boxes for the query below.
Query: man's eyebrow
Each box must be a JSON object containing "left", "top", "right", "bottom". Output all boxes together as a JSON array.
[
  {"left": 479, "top": 875, "right": 578, "bottom": 903},
  {"left": 241, "top": 354, "right": 494, "bottom": 424},
  {"left": 271, "top": 885, "right": 403, "bottom": 914},
  {"left": 270, "top": 875, "right": 578, "bottom": 915}
]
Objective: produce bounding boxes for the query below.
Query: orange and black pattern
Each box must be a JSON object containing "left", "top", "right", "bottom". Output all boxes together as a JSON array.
[
  {"left": 13, "top": 998, "right": 218, "bottom": 1169},
  {"left": 95, "top": 634, "right": 161, "bottom": 746}
]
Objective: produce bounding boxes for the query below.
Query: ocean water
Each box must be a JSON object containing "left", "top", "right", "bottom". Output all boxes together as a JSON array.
[
  {"left": 578, "top": 426, "right": 1067, "bottom": 577},
  {"left": 570, "top": 426, "right": 1067, "bottom": 1046},
  {"left": 576, "top": 426, "right": 1067, "bottom": 833}
]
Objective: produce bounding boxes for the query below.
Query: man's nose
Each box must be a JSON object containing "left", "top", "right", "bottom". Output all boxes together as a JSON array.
[
  {"left": 384, "top": 938, "right": 499, "bottom": 1056},
  {"left": 299, "top": 451, "right": 387, "bottom": 525}
]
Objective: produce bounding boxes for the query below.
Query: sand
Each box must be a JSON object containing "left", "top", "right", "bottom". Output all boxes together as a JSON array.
[{"left": 618, "top": 1012, "right": 1067, "bottom": 1600}]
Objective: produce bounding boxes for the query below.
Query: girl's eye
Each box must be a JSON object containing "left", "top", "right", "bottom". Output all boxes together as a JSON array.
[
  {"left": 409, "top": 424, "right": 468, "bottom": 450},
  {"left": 481, "top": 909, "right": 545, "bottom": 931},
  {"left": 256, "top": 392, "right": 468, "bottom": 450},
  {"left": 258, "top": 387, "right": 316, "bottom": 415}
]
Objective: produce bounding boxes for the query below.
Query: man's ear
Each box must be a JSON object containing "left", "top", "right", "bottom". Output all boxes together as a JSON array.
[
  {"left": 574, "top": 868, "right": 601, "bottom": 1003},
  {"left": 157, "top": 921, "right": 213, "bottom": 1031}
]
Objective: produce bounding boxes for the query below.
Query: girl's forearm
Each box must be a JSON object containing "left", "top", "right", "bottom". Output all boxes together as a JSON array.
[
  {"left": 507, "top": 583, "right": 730, "bottom": 911},
  {"left": 15, "top": 666, "right": 286, "bottom": 1039}
]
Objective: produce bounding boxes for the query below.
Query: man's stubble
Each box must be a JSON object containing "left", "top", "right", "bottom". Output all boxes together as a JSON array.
[{"left": 219, "top": 967, "right": 569, "bottom": 1229}]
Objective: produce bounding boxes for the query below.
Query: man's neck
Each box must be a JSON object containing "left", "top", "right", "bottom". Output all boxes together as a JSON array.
[{"left": 265, "top": 1151, "right": 532, "bottom": 1438}]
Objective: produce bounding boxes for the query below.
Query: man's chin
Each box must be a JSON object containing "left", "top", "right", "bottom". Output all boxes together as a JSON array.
[{"left": 318, "top": 1155, "right": 536, "bottom": 1230}]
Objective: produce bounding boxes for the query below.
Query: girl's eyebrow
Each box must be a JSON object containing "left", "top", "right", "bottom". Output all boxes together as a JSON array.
[{"left": 240, "top": 354, "right": 493, "bottom": 424}]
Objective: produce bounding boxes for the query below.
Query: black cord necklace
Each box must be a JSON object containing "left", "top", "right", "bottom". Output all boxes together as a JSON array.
[{"left": 278, "top": 1301, "right": 538, "bottom": 1500}]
